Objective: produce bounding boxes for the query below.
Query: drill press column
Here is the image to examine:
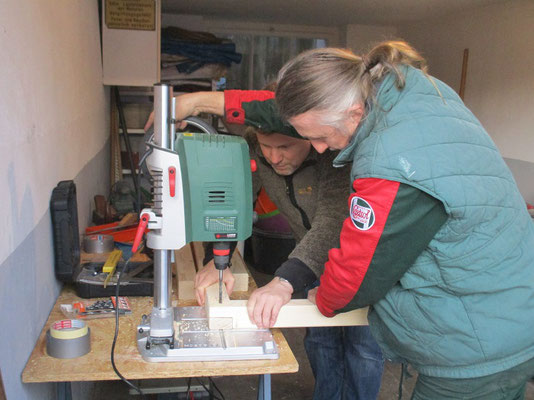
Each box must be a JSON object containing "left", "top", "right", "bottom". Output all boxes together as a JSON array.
[{"left": 143, "top": 83, "right": 181, "bottom": 346}]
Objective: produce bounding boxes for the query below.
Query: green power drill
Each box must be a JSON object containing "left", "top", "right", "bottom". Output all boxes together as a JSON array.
[{"left": 133, "top": 129, "right": 254, "bottom": 301}]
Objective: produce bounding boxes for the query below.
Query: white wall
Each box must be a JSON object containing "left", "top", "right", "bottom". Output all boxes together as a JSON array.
[
  {"left": 343, "top": 2, "right": 534, "bottom": 201},
  {"left": 345, "top": 24, "right": 398, "bottom": 53},
  {"left": 0, "top": 1, "right": 109, "bottom": 398},
  {"left": 0, "top": 1, "right": 109, "bottom": 264},
  {"left": 397, "top": 0, "right": 534, "bottom": 165}
]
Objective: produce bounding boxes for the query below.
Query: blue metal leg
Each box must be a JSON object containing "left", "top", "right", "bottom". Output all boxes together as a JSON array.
[
  {"left": 57, "top": 382, "right": 72, "bottom": 400},
  {"left": 257, "top": 374, "right": 271, "bottom": 400}
]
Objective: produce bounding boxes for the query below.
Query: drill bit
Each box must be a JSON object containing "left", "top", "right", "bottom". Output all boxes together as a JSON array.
[{"left": 219, "top": 269, "right": 223, "bottom": 303}]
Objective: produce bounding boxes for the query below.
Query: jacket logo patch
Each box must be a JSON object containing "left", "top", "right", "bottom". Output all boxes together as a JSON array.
[{"left": 350, "top": 196, "right": 375, "bottom": 230}]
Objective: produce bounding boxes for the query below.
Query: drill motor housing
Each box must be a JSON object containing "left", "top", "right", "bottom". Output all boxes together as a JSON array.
[
  {"left": 176, "top": 132, "right": 253, "bottom": 244},
  {"left": 141, "top": 131, "right": 253, "bottom": 252}
]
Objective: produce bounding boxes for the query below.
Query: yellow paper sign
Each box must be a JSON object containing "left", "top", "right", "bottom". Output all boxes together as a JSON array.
[{"left": 105, "top": 0, "right": 156, "bottom": 31}]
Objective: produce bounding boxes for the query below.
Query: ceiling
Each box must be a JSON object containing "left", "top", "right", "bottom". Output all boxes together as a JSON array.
[{"left": 162, "top": 0, "right": 513, "bottom": 26}]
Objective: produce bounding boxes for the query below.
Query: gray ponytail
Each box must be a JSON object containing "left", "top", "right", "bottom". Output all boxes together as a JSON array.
[{"left": 275, "top": 40, "right": 427, "bottom": 128}]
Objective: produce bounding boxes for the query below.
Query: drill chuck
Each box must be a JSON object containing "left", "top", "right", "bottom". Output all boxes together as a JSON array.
[{"left": 213, "top": 242, "right": 231, "bottom": 270}]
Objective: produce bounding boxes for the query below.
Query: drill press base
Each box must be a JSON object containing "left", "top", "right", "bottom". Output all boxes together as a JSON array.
[{"left": 137, "top": 306, "right": 280, "bottom": 362}]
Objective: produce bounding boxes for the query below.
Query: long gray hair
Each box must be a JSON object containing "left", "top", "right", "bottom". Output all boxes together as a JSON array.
[{"left": 275, "top": 40, "right": 427, "bottom": 128}]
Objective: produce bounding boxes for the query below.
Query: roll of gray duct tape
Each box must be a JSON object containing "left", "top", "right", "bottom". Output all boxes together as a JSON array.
[
  {"left": 83, "top": 234, "right": 114, "bottom": 253},
  {"left": 46, "top": 319, "right": 91, "bottom": 359}
]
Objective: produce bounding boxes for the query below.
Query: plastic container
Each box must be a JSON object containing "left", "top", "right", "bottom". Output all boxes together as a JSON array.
[{"left": 85, "top": 222, "right": 138, "bottom": 243}]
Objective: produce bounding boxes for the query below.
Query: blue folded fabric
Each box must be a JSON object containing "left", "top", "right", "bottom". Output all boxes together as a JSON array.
[{"left": 161, "top": 38, "right": 242, "bottom": 73}]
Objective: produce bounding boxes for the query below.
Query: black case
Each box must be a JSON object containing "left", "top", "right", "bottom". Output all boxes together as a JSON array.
[
  {"left": 50, "top": 180, "right": 81, "bottom": 282},
  {"left": 74, "top": 261, "right": 153, "bottom": 298}
]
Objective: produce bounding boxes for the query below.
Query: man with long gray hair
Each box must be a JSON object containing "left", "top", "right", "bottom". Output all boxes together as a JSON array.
[{"left": 275, "top": 40, "right": 534, "bottom": 399}]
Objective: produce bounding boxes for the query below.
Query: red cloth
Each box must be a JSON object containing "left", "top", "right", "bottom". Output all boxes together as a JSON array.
[{"left": 224, "top": 90, "right": 274, "bottom": 124}]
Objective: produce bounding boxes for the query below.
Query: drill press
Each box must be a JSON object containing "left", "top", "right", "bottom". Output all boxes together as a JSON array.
[{"left": 132, "top": 84, "right": 279, "bottom": 362}]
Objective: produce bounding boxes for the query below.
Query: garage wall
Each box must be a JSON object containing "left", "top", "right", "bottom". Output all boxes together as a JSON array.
[
  {"left": 397, "top": 0, "right": 534, "bottom": 200},
  {"left": 343, "top": 2, "right": 534, "bottom": 202},
  {"left": 344, "top": 24, "right": 398, "bottom": 52},
  {"left": 0, "top": 1, "right": 109, "bottom": 398}
]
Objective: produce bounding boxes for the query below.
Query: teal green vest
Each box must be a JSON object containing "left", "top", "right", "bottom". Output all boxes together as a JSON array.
[{"left": 334, "top": 66, "right": 534, "bottom": 378}]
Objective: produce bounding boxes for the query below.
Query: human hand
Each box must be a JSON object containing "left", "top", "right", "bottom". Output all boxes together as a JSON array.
[
  {"left": 194, "top": 260, "right": 235, "bottom": 306},
  {"left": 247, "top": 277, "right": 293, "bottom": 329},
  {"left": 143, "top": 96, "right": 192, "bottom": 132},
  {"left": 143, "top": 92, "right": 224, "bottom": 132},
  {"left": 307, "top": 287, "right": 318, "bottom": 304},
  {"left": 143, "top": 110, "right": 189, "bottom": 132}
]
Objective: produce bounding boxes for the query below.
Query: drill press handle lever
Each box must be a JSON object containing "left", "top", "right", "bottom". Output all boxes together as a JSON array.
[
  {"left": 131, "top": 211, "right": 161, "bottom": 252},
  {"left": 132, "top": 213, "right": 150, "bottom": 253}
]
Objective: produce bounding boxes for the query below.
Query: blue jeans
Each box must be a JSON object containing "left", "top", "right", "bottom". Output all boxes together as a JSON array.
[
  {"left": 304, "top": 326, "right": 384, "bottom": 400},
  {"left": 303, "top": 281, "right": 384, "bottom": 399}
]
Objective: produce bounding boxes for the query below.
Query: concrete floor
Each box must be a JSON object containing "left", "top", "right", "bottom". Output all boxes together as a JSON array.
[{"left": 86, "top": 263, "right": 534, "bottom": 400}]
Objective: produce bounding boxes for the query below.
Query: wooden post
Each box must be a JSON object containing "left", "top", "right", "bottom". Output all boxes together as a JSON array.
[
  {"left": 205, "top": 284, "right": 369, "bottom": 330},
  {"left": 0, "top": 369, "right": 6, "bottom": 400},
  {"left": 110, "top": 88, "right": 122, "bottom": 185},
  {"left": 228, "top": 247, "right": 250, "bottom": 292},
  {"left": 459, "top": 48, "right": 469, "bottom": 100},
  {"left": 174, "top": 244, "right": 197, "bottom": 301}
]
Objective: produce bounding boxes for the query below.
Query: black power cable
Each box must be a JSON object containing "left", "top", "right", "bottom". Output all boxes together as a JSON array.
[
  {"left": 208, "top": 377, "right": 226, "bottom": 400},
  {"left": 111, "top": 255, "right": 147, "bottom": 399},
  {"left": 186, "top": 377, "right": 192, "bottom": 398},
  {"left": 195, "top": 378, "right": 224, "bottom": 400}
]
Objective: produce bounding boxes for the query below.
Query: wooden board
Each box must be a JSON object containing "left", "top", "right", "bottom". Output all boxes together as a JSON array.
[
  {"left": 229, "top": 247, "right": 250, "bottom": 292},
  {"left": 205, "top": 280, "right": 233, "bottom": 329},
  {"left": 190, "top": 241, "right": 205, "bottom": 270},
  {"left": 174, "top": 245, "right": 197, "bottom": 301},
  {"left": 205, "top": 284, "right": 368, "bottom": 330}
]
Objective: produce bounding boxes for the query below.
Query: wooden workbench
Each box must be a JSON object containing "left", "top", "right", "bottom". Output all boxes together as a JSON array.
[{"left": 22, "top": 245, "right": 298, "bottom": 391}]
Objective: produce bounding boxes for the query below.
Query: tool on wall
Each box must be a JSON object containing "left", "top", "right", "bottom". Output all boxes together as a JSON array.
[{"left": 131, "top": 83, "right": 279, "bottom": 362}]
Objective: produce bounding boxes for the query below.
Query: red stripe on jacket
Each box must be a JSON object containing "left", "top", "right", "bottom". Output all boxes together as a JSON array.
[
  {"left": 316, "top": 178, "right": 400, "bottom": 317},
  {"left": 224, "top": 90, "right": 275, "bottom": 124}
]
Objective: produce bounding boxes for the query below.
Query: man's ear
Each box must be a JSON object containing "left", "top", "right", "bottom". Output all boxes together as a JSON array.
[
  {"left": 346, "top": 103, "right": 365, "bottom": 132},
  {"left": 347, "top": 103, "right": 365, "bottom": 124}
]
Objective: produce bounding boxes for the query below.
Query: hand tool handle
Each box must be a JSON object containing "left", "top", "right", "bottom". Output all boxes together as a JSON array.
[{"left": 132, "top": 213, "right": 150, "bottom": 253}]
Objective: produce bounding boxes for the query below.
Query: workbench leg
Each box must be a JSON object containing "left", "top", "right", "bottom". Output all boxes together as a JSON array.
[
  {"left": 56, "top": 382, "right": 72, "bottom": 400},
  {"left": 257, "top": 374, "right": 271, "bottom": 400}
]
